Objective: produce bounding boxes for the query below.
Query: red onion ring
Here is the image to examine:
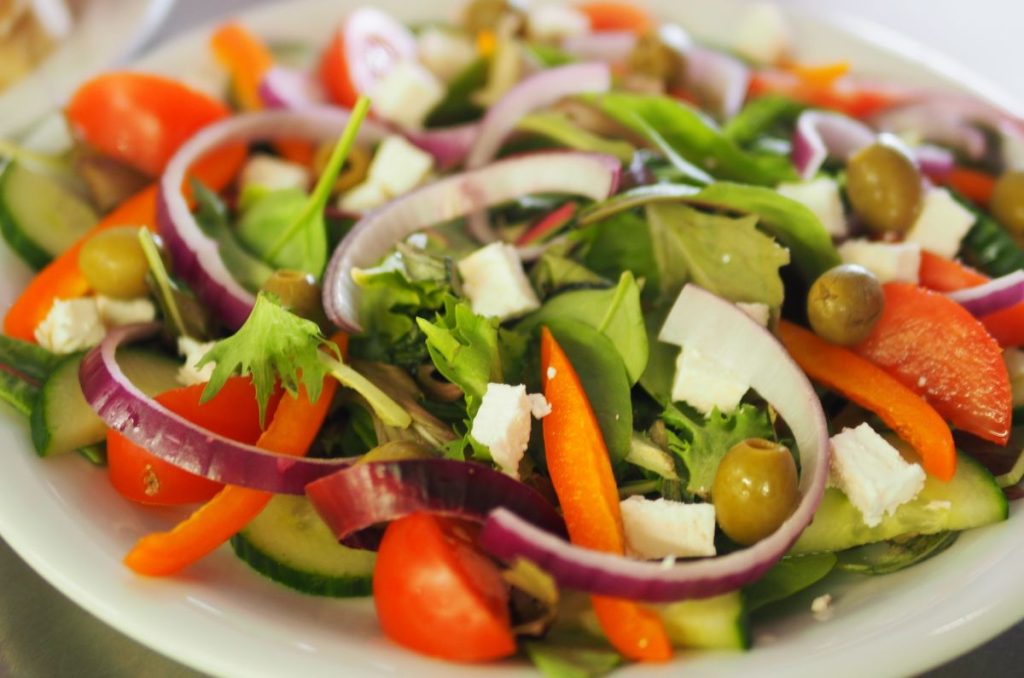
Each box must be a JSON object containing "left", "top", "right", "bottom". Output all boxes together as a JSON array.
[
  {"left": 872, "top": 103, "right": 988, "bottom": 161},
  {"left": 157, "top": 108, "right": 388, "bottom": 330},
  {"left": 792, "top": 110, "right": 875, "bottom": 180},
  {"left": 404, "top": 122, "right": 481, "bottom": 170},
  {"left": 480, "top": 285, "right": 831, "bottom": 601},
  {"left": 322, "top": 151, "right": 621, "bottom": 333},
  {"left": 948, "top": 270, "right": 1024, "bottom": 317},
  {"left": 685, "top": 46, "right": 750, "bottom": 121},
  {"left": 79, "top": 323, "right": 355, "bottom": 494},
  {"left": 258, "top": 65, "right": 326, "bottom": 110}
]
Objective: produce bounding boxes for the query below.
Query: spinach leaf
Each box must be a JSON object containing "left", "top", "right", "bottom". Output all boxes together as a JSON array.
[
  {"left": 744, "top": 553, "right": 838, "bottom": 612},
  {"left": 638, "top": 304, "right": 677, "bottom": 405},
  {"left": 835, "top": 532, "right": 958, "bottom": 576},
  {"left": 517, "top": 111, "right": 636, "bottom": 162},
  {"left": 425, "top": 57, "right": 489, "bottom": 127},
  {"left": 191, "top": 179, "right": 274, "bottom": 292},
  {"left": 579, "top": 210, "right": 661, "bottom": 300},
  {"left": 530, "top": 252, "right": 609, "bottom": 298},
  {"left": 723, "top": 95, "right": 805, "bottom": 146}
]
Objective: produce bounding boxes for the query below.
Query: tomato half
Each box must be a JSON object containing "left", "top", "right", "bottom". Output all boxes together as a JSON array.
[
  {"left": 318, "top": 7, "right": 416, "bottom": 107},
  {"left": 107, "top": 377, "right": 279, "bottom": 505},
  {"left": 855, "top": 283, "right": 1012, "bottom": 445},
  {"left": 373, "top": 513, "right": 516, "bottom": 662},
  {"left": 66, "top": 72, "right": 231, "bottom": 177}
]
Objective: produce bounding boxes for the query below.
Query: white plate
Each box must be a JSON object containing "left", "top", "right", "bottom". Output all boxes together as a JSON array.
[
  {"left": 1, "top": 1, "right": 1023, "bottom": 676},
  {"left": 0, "top": 0, "right": 175, "bottom": 139}
]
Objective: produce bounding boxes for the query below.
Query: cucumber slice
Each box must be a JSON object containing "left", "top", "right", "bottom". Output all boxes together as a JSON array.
[
  {"left": 30, "top": 348, "right": 181, "bottom": 457},
  {"left": 658, "top": 591, "right": 749, "bottom": 650},
  {"left": 0, "top": 159, "right": 98, "bottom": 270},
  {"left": 792, "top": 452, "right": 1008, "bottom": 554},
  {"left": 231, "top": 494, "right": 375, "bottom": 597},
  {"left": 0, "top": 334, "right": 60, "bottom": 381}
]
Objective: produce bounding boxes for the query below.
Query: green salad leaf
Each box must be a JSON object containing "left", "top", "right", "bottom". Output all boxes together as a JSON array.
[
  {"left": 191, "top": 178, "right": 274, "bottom": 292},
  {"left": 530, "top": 251, "right": 609, "bottom": 298},
  {"left": 647, "top": 203, "right": 790, "bottom": 310},
  {"left": 517, "top": 111, "right": 636, "bottom": 162},
  {"left": 744, "top": 553, "right": 838, "bottom": 612},
  {"left": 425, "top": 56, "right": 488, "bottom": 127},
  {"left": 637, "top": 304, "right": 677, "bottom": 405},
  {"left": 835, "top": 532, "right": 958, "bottom": 576},
  {"left": 524, "top": 640, "right": 622, "bottom": 678},
  {"left": 579, "top": 210, "right": 661, "bottom": 301},
  {"left": 723, "top": 95, "right": 805, "bottom": 146},
  {"left": 663, "top": 402, "right": 775, "bottom": 498}
]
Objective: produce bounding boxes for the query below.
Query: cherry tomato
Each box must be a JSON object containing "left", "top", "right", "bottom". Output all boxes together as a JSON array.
[
  {"left": 373, "top": 513, "right": 516, "bottom": 662},
  {"left": 318, "top": 7, "right": 416, "bottom": 108},
  {"left": 66, "top": 72, "right": 231, "bottom": 177},
  {"left": 107, "top": 377, "right": 280, "bottom": 505}
]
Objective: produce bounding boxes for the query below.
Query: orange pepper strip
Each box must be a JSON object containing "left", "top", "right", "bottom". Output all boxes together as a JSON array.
[
  {"left": 540, "top": 328, "right": 671, "bottom": 662},
  {"left": 747, "top": 68, "right": 909, "bottom": 119},
  {"left": 210, "top": 22, "right": 275, "bottom": 112},
  {"left": 784, "top": 60, "right": 851, "bottom": 89},
  {"left": 777, "top": 321, "right": 956, "bottom": 481},
  {"left": 578, "top": 2, "right": 654, "bottom": 34},
  {"left": 2, "top": 145, "right": 246, "bottom": 342},
  {"left": 942, "top": 167, "right": 997, "bottom": 206},
  {"left": 123, "top": 335, "right": 347, "bottom": 576},
  {"left": 980, "top": 303, "right": 1024, "bottom": 348}
]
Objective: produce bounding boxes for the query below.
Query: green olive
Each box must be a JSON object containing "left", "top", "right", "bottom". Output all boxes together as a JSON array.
[
  {"left": 807, "top": 263, "right": 884, "bottom": 346},
  {"left": 627, "top": 32, "right": 679, "bottom": 83},
  {"left": 78, "top": 226, "right": 150, "bottom": 298},
  {"left": 845, "top": 140, "right": 923, "bottom": 233},
  {"left": 712, "top": 438, "right": 799, "bottom": 546},
  {"left": 261, "top": 269, "right": 327, "bottom": 325},
  {"left": 462, "top": 0, "right": 522, "bottom": 34},
  {"left": 991, "top": 171, "right": 1024, "bottom": 237}
]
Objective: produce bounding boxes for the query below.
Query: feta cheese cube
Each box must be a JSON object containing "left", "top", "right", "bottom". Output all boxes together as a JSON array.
[
  {"left": 670, "top": 346, "right": 749, "bottom": 415},
  {"left": 96, "top": 296, "right": 156, "bottom": 327},
  {"left": 239, "top": 154, "right": 310, "bottom": 194},
  {"left": 620, "top": 496, "right": 717, "bottom": 559},
  {"left": 829, "top": 423, "right": 926, "bottom": 527},
  {"left": 527, "top": 4, "right": 589, "bottom": 43},
  {"left": 471, "top": 383, "right": 546, "bottom": 478},
  {"left": 1004, "top": 348, "right": 1024, "bottom": 408},
  {"left": 736, "top": 302, "right": 770, "bottom": 327},
  {"left": 366, "top": 135, "right": 435, "bottom": 198},
  {"left": 176, "top": 336, "right": 217, "bottom": 386},
  {"left": 904, "top": 188, "right": 976, "bottom": 258},
  {"left": 777, "top": 177, "right": 848, "bottom": 238},
  {"left": 34, "top": 298, "right": 105, "bottom": 354},
  {"left": 732, "top": 2, "right": 792, "bottom": 65},
  {"left": 338, "top": 181, "right": 390, "bottom": 213},
  {"left": 417, "top": 28, "right": 476, "bottom": 83},
  {"left": 457, "top": 243, "right": 540, "bottom": 321},
  {"left": 371, "top": 60, "right": 445, "bottom": 130},
  {"left": 837, "top": 239, "right": 921, "bottom": 284}
]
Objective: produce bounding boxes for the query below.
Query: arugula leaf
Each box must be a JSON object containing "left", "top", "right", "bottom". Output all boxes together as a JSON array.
[
  {"left": 663, "top": 402, "right": 775, "bottom": 497},
  {"left": 588, "top": 92, "right": 796, "bottom": 186},
  {"left": 199, "top": 292, "right": 336, "bottom": 425},
  {"left": 647, "top": 203, "right": 790, "bottom": 310},
  {"left": 744, "top": 553, "right": 837, "bottom": 612},
  {"left": 191, "top": 179, "right": 274, "bottom": 292},
  {"left": 517, "top": 112, "right": 636, "bottom": 163},
  {"left": 521, "top": 272, "right": 648, "bottom": 384}
]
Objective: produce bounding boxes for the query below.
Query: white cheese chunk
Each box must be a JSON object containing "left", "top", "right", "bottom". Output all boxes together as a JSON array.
[
  {"left": 457, "top": 243, "right": 540, "bottom": 321},
  {"left": 829, "top": 423, "right": 926, "bottom": 528},
  {"left": 736, "top": 302, "right": 770, "bottom": 327},
  {"left": 731, "top": 2, "right": 791, "bottom": 65},
  {"left": 96, "top": 296, "right": 156, "bottom": 327},
  {"left": 1004, "top": 348, "right": 1024, "bottom": 408},
  {"left": 904, "top": 187, "right": 976, "bottom": 259},
  {"left": 527, "top": 4, "right": 589, "bottom": 43},
  {"left": 176, "top": 336, "right": 217, "bottom": 386},
  {"left": 34, "top": 297, "right": 105, "bottom": 354},
  {"left": 239, "top": 154, "right": 310, "bottom": 194},
  {"left": 620, "top": 496, "right": 717, "bottom": 559},
  {"left": 777, "top": 177, "right": 848, "bottom": 238},
  {"left": 670, "top": 347, "right": 749, "bottom": 415},
  {"left": 371, "top": 60, "right": 445, "bottom": 131},
  {"left": 366, "top": 135, "right": 435, "bottom": 198},
  {"left": 837, "top": 239, "right": 921, "bottom": 284},
  {"left": 471, "top": 383, "right": 547, "bottom": 479},
  {"left": 338, "top": 181, "right": 390, "bottom": 213},
  {"left": 417, "top": 28, "right": 476, "bottom": 83}
]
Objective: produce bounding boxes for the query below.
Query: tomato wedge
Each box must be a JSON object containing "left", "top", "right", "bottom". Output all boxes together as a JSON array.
[
  {"left": 373, "top": 513, "right": 516, "bottom": 662},
  {"left": 107, "top": 377, "right": 279, "bottom": 505},
  {"left": 318, "top": 8, "right": 415, "bottom": 108},
  {"left": 66, "top": 72, "right": 231, "bottom": 176},
  {"left": 855, "top": 283, "right": 1012, "bottom": 445}
]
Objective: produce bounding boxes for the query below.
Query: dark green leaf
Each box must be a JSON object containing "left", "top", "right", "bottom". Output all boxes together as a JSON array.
[
  {"left": 579, "top": 210, "right": 660, "bottom": 300},
  {"left": 723, "top": 95, "right": 805, "bottom": 146},
  {"left": 517, "top": 112, "right": 635, "bottom": 162},
  {"left": 835, "top": 532, "right": 958, "bottom": 576},
  {"left": 425, "top": 57, "right": 489, "bottom": 127},
  {"left": 744, "top": 553, "right": 838, "bottom": 612},
  {"left": 191, "top": 179, "right": 274, "bottom": 292},
  {"left": 530, "top": 252, "right": 609, "bottom": 298},
  {"left": 638, "top": 304, "right": 677, "bottom": 405}
]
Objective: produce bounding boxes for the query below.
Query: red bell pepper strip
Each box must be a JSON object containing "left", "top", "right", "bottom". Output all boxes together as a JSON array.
[
  {"left": 578, "top": 2, "right": 654, "bottom": 34},
  {"left": 942, "top": 167, "right": 997, "bottom": 206},
  {"left": 540, "top": 327, "right": 671, "bottom": 662},
  {"left": 747, "top": 68, "right": 910, "bottom": 119}
]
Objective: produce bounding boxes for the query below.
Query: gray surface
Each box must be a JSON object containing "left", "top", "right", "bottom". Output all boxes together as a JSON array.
[{"left": 1, "top": 0, "right": 1022, "bottom": 676}]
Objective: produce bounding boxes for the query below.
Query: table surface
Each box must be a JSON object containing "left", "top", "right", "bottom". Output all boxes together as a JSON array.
[{"left": 2, "top": 0, "right": 1023, "bottom": 675}]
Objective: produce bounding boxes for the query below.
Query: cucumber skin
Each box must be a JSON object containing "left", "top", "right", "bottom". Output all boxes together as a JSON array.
[
  {"left": 230, "top": 533, "right": 372, "bottom": 598},
  {"left": 30, "top": 353, "right": 85, "bottom": 457},
  {"left": 955, "top": 190, "right": 1024, "bottom": 277},
  {"left": 658, "top": 591, "right": 749, "bottom": 650},
  {"left": 0, "top": 368, "right": 38, "bottom": 417},
  {"left": 0, "top": 161, "right": 51, "bottom": 270},
  {"left": 0, "top": 334, "right": 61, "bottom": 382}
]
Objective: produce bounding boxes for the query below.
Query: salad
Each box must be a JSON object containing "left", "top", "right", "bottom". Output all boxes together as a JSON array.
[{"left": 1, "top": 0, "right": 1023, "bottom": 673}]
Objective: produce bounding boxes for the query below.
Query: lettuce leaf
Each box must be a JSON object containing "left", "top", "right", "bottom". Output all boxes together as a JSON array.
[
  {"left": 578, "top": 210, "right": 661, "bottom": 300},
  {"left": 517, "top": 111, "right": 636, "bottom": 162}
]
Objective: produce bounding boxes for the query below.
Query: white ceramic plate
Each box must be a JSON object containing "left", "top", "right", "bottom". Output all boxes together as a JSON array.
[
  {"left": 0, "top": 0, "right": 176, "bottom": 139},
  {"left": 1, "top": 1, "right": 1023, "bottom": 676}
]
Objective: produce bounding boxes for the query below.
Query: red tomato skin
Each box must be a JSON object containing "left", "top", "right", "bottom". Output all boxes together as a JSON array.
[
  {"left": 373, "top": 513, "right": 516, "bottom": 662},
  {"left": 855, "top": 283, "right": 1012, "bottom": 445}
]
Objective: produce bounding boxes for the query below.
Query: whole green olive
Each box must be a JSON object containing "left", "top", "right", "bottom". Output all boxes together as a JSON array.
[
  {"left": 991, "top": 170, "right": 1024, "bottom": 238},
  {"left": 807, "top": 263, "right": 885, "bottom": 346},
  {"left": 845, "top": 140, "right": 924, "bottom": 234},
  {"left": 261, "top": 269, "right": 327, "bottom": 325},
  {"left": 712, "top": 438, "right": 799, "bottom": 546},
  {"left": 78, "top": 226, "right": 150, "bottom": 298}
]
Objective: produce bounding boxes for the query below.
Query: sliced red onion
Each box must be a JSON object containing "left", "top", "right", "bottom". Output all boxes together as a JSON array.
[
  {"left": 914, "top": 144, "right": 956, "bottom": 181},
  {"left": 258, "top": 66, "right": 326, "bottom": 110},
  {"left": 306, "top": 459, "right": 566, "bottom": 550},
  {"left": 872, "top": 103, "right": 988, "bottom": 161},
  {"left": 480, "top": 285, "right": 831, "bottom": 601},
  {"left": 561, "top": 31, "right": 637, "bottom": 63},
  {"left": 404, "top": 122, "right": 480, "bottom": 170},
  {"left": 79, "top": 324, "right": 354, "bottom": 493},
  {"left": 157, "top": 108, "right": 388, "bottom": 330},
  {"left": 466, "top": 62, "right": 612, "bottom": 169},
  {"left": 792, "top": 110, "right": 875, "bottom": 180},
  {"left": 322, "top": 151, "right": 621, "bottom": 332},
  {"left": 684, "top": 46, "right": 750, "bottom": 121},
  {"left": 948, "top": 270, "right": 1024, "bottom": 317}
]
